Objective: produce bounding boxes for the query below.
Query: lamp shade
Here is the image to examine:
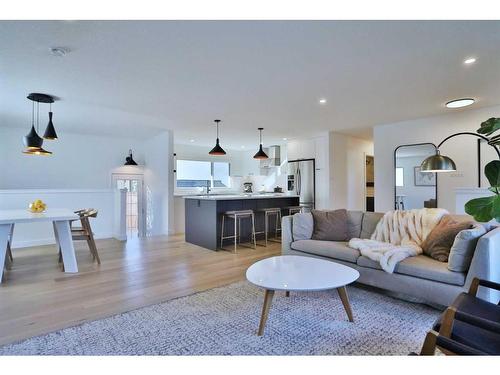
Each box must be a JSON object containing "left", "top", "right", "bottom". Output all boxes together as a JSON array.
[
  {"left": 43, "top": 111, "right": 58, "bottom": 140},
  {"left": 23, "top": 125, "right": 43, "bottom": 149},
  {"left": 420, "top": 153, "right": 456, "bottom": 172},
  {"left": 209, "top": 139, "right": 226, "bottom": 155},
  {"left": 253, "top": 144, "right": 268, "bottom": 159}
]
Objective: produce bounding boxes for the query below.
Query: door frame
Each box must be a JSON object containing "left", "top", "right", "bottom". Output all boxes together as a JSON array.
[
  {"left": 364, "top": 153, "right": 374, "bottom": 212},
  {"left": 111, "top": 172, "right": 146, "bottom": 238}
]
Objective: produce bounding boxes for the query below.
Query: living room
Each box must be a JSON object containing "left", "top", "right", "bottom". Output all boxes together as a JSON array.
[{"left": 1, "top": 0, "right": 499, "bottom": 372}]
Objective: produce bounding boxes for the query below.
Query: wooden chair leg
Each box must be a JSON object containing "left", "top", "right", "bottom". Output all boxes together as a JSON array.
[
  {"left": 439, "top": 307, "right": 457, "bottom": 338},
  {"left": 420, "top": 330, "right": 438, "bottom": 355}
]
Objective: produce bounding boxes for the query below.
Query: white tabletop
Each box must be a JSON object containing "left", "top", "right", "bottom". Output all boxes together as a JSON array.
[
  {"left": 0, "top": 208, "right": 79, "bottom": 224},
  {"left": 246, "top": 255, "right": 360, "bottom": 292}
]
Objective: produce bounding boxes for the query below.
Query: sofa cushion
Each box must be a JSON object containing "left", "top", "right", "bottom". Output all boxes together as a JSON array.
[
  {"left": 357, "top": 255, "right": 466, "bottom": 286},
  {"left": 360, "top": 212, "right": 384, "bottom": 239},
  {"left": 292, "top": 212, "right": 313, "bottom": 241},
  {"left": 448, "top": 223, "right": 487, "bottom": 272},
  {"left": 347, "top": 210, "right": 363, "bottom": 239},
  {"left": 421, "top": 215, "right": 473, "bottom": 262},
  {"left": 291, "top": 240, "right": 360, "bottom": 263},
  {"left": 311, "top": 209, "right": 348, "bottom": 241}
]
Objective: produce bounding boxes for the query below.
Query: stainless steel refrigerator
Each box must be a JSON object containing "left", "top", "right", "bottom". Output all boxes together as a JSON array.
[{"left": 287, "top": 159, "right": 315, "bottom": 211}]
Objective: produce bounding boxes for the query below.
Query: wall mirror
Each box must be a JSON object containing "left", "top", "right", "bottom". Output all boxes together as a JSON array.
[{"left": 394, "top": 143, "right": 437, "bottom": 210}]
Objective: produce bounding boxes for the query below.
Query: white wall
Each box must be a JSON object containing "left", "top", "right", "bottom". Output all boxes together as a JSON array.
[
  {"left": 0, "top": 127, "right": 145, "bottom": 189},
  {"left": 329, "top": 132, "right": 374, "bottom": 210},
  {"left": 144, "top": 131, "right": 174, "bottom": 236},
  {"left": 374, "top": 105, "right": 500, "bottom": 213},
  {"left": 0, "top": 127, "right": 174, "bottom": 240}
]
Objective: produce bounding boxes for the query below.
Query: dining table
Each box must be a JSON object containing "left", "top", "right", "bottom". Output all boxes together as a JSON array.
[{"left": 0, "top": 208, "right": 80, "bottom": 283}]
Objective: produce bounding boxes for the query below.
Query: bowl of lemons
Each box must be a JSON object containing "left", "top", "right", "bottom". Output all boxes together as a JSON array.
[{"left": 29, "top": 199, "right": 47, "bottom": 213}]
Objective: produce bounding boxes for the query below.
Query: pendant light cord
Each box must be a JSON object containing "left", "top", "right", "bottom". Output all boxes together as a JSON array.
[
  {"left": 31, "top": 100, "right": 34, "bottom": 126},
  {"left": 36, "top": 101, "right": 40, "bottom": 132}
]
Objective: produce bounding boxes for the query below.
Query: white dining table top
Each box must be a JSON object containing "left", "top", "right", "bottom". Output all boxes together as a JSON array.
[{"left": 0, "top": 208, "right": 79, "bottom": 224}]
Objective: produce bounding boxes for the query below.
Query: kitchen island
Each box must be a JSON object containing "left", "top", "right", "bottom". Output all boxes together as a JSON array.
[{"left": 184, "top": 194, "right": 300, "bottom": 250}]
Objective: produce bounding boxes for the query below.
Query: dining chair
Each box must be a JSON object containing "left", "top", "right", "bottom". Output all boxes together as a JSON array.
[{"left": 59, "top": 209, "right": 100, "bottom": 266}]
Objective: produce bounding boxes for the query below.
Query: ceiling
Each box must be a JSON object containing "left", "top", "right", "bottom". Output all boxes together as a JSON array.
[{"left": 1, "top": 20, "right": 499, "bottom": 149}]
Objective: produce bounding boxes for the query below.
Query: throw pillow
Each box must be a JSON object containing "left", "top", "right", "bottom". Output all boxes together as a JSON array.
[
  {"left": 448, "top": 223, "right": 487, "bottom": 272},
  {"left": 421, "top": 215, "right": 473, "bottom": 262},
  {"left": 292, "top": 212, "right": 314, "bottom": 241},
  {"left": 311, "top": 209, "right": 348, "bottom": 241}
]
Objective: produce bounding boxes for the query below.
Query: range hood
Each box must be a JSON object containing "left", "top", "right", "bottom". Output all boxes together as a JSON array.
[{"left": 260, "top": 145, "right": 281, "bottom": 170}]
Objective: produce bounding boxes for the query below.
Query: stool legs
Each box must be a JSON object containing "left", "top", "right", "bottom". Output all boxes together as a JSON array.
[
  {"left": 220, "top": 215, "right": 225, "bottom": 249},
  {"left": 234, "top": 215, "right": 238, "bottom": 253},
  {"left": 252, "top": 213, "right": 257, "bottom": 249},
  {"left": 220, "top": 213, "right": 257, "bottom": 253}
]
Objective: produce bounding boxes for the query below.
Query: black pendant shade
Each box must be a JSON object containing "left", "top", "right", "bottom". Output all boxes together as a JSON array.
[
  {"left": 43, "top": 111, "right": 58, "bottom": 140},
  {"left": 253, "top": 127, "right": 269, "bottom": 159},
  {"left": 124, "top": 149, "right": 138, "bottom": 165},
  {"left": 209, "top": 119, "right": 226, "bottom": 155},
  {"left": 23, "top": 93, "right": 57, "bottom": 156}
]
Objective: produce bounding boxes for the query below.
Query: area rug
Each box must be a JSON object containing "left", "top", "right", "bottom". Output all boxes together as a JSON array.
[{"left": 0, "top": 281, "right": 440, "bottom": 355}]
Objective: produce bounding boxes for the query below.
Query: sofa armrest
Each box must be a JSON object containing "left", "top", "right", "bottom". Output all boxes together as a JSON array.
[
  {"left": 281, "top": 215, "right": 293, "bottom": 254},
  {"left": 465, "top": 226, "right": 500, "bottom": 303}
]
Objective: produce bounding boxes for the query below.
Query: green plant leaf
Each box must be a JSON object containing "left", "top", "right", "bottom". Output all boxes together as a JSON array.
[
  {"left": 492, "top": 196, "right": 500, "bottom": 222},
  {"left": 488, "top": 186, "right": 499, "bottom": 194},
  {"left": 484, "top": 160, "right": 500, "bottom": 188},
  {"left": 477, "top": 117, "right": 500, "bottom": 136},
  {"left": 465, "top": 196, "right": 495, "bottom": 222}
]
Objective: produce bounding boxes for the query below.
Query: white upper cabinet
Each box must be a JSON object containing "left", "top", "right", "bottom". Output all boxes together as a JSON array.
[{"left": 286, "top": 139, "right": 316, "bottom": 161}]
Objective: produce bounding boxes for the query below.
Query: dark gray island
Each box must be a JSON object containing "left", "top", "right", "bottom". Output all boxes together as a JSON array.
[{"left": 184, "top": 194, "right": 300, "bottom": 250}]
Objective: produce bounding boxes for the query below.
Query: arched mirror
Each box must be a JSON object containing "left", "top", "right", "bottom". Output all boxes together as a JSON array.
[{"left": 394, "top": 143, "right": 438, "bottom": 210}]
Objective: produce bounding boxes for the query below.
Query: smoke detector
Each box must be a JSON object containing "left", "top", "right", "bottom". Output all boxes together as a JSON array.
[{"left": 50, "top": 47, "right": 70, "bottom": 57}]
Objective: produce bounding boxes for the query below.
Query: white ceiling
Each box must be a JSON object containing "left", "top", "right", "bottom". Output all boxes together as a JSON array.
[{"left": 1, "top": 20, "right": 499, "bottom": 149}]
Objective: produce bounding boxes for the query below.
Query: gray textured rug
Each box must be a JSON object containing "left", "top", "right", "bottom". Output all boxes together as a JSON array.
[{"left": 0, "top": 281, "right": 440, "bottom": 355}]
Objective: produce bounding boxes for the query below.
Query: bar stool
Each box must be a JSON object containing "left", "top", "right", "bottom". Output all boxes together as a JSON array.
[
  {"left": 255, "top": 207, "right": 282, "bottom": 246},
  {"left": 220, "top": 210, "right": 257, "bottom": 253},
  {"left": 285, "top": 206, "right": 302, "bottom": 216}
]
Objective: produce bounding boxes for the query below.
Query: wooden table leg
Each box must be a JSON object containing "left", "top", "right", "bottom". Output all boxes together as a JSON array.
[
  {"left": 258, "top": 289, "right": 275, "bottom": 336},
  {"left": 337, "top": 286, "right": 354, "bottom": 322}
]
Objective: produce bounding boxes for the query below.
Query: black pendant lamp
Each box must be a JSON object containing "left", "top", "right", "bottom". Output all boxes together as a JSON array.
[
  {"left": 124, "top": 149, "right": 138, "bottom": 165},
  {"left": 253, "top": 127, "right": 269, "bottom": 159},
  {"left": 23, "top": 99, "right": 52, "bottom": 156},
  {"left": 209, "top": 119, "right": 226, "bottom": 155},
  {"left": 43, "top": 103, "right": 58, "bottom": 140}
]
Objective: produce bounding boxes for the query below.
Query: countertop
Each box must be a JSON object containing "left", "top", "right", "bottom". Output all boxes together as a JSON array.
[{"left": 183, "top": 193, "right": 299, "bottom": 201}]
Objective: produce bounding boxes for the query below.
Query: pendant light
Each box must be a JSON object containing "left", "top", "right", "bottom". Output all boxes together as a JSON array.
[
  {"left": 253, "top": 127, "right": 269, "bottom": 159},
  {"left": 208, "top": 119, "right": 226, "bottom": 155},
  {"left": 43, "top": 102, "right": 58, "bottom": 140},
  {"left": 124, "top": 149, "right": 139, "bottom": 165},
  {"left": 23, "top": 100, "right": 52, "bottom": 155}
]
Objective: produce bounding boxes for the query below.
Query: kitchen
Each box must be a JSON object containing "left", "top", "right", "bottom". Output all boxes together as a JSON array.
[{"left": 173, "top": 140, "right": 320, "bottom": 250}]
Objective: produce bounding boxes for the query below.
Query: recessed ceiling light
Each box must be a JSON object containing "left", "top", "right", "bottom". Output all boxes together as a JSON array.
[
  {"left": 445, "top": 98, "right": 475, "bottom": 108},
  {"left": 189, "top": 139, "right": 195, "bottom": 142},
  {"left": 241, "top": 145, "right": 245, "bottom": 148},
  {"left": 319, "top": 98, "right": 327, "bottom": 105},
  {"left": 282, "top": 138, "right": 287, "bottom": 141},
  {"left": 464, "top": 57, "right": 476, "bottom": 65}
]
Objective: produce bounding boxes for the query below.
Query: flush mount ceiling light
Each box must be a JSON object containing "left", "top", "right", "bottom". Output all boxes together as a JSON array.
[
  {"left": 445, "top": 98, "right": 475, "bottom": 108},
  {"left": 318, "top": 98, "right": 327, "bottom": 105},
  {"left": 282, "top": 138, "right": 287, "bottom": 141},
  {"left": 189, "top": 139, "right": 195, "bottom": 143},
  {"left": 464, "top": 57, "right": 476, "bottom": 65},
  {"left": 208, "top": 119, "right": 226, "bottom": 156},
  {"left": 253, "top": 127, "right": 269, "bottom": 159}
]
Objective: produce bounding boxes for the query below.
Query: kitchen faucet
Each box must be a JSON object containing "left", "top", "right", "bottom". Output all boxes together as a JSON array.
[{"left": 206, "top": 180, "right": 211, "bottom": 195}]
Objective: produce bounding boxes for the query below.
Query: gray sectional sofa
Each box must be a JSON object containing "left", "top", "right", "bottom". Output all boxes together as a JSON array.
[{"left": 282, "top": 211, "right": 500, "bottom": 306}]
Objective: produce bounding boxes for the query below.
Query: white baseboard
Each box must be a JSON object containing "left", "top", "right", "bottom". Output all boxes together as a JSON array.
[{"left": 12, "top": 232, "right": 116, "bottom": 249}]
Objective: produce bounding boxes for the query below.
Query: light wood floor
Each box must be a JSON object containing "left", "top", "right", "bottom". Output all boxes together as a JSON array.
[{"left": 0, "top": 235, "right": 280, "bottom": 346}]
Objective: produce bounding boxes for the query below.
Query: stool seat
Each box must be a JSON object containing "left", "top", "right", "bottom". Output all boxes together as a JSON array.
[
  {"left": 225, "top": 210, "right": 254, "bottom": 216},
  {"left": 285, "top": 206, "right": 302, "bottom": 215},
  {"left": 257, "top": 207, "right": 281, "bottom": 213}
]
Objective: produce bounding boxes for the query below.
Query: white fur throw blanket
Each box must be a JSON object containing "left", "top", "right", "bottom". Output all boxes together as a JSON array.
[{"left": 348, "top": 208, "right": 448, "bottom": 273}]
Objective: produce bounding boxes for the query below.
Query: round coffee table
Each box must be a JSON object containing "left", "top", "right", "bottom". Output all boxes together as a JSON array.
[{"left": 246, "top": 255, "right": 360, "bottom": 335}]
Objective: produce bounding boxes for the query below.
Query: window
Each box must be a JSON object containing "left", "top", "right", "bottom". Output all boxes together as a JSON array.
[
  {"left": 176, "top": 159, "right": 230, "bottom": 188},
  {"left": 395, "top": 167, "right": 404, "bottom": 187}
]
